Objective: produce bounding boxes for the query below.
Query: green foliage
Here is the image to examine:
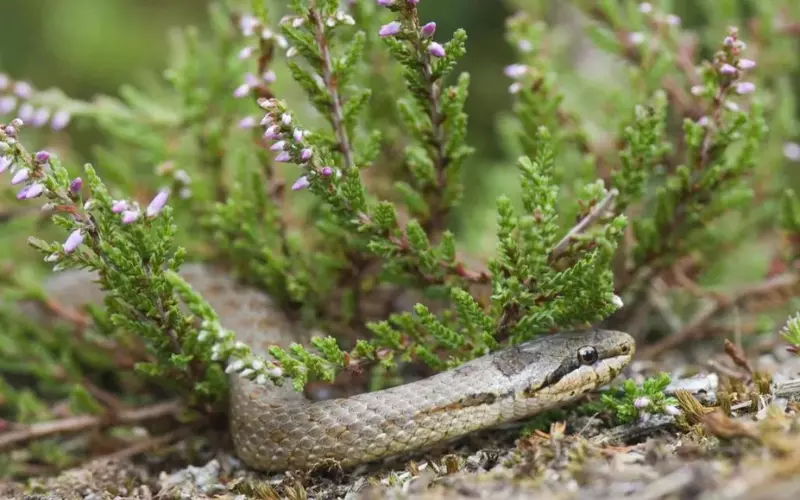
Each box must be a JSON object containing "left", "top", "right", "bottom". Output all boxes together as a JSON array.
[
  {"left": 2, "top": 0, "right": 800, "bottom": 479},
  {"left": 601, "top": 373, "right": 679, "bottom": 425}
]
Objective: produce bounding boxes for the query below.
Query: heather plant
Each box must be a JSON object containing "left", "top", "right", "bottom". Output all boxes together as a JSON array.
[{"left": 0, "top": 0, "right": 799, "bottom": 479}]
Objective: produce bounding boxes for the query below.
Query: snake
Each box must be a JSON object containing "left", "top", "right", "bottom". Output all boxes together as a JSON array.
[{"left": 31, "top": 262, "right": 635, "bottom": 472}]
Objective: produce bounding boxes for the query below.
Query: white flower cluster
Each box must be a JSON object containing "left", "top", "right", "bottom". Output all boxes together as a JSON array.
[{"left": 198, "top": 320, "right": 283, "bottom": 385}]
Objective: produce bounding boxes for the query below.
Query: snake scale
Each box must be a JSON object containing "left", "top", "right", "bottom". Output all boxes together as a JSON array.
[{"left": 32, "top": 263, "right": 635, "bottom": 472}]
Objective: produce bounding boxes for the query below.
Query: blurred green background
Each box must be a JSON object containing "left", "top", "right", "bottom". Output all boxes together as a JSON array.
[{"left": 0, "top": 0, "right": 515, "bottom": 161}]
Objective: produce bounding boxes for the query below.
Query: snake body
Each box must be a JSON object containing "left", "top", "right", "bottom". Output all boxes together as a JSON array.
[{"left": 35, "top": 263, "right": 635, "bottom": 472}]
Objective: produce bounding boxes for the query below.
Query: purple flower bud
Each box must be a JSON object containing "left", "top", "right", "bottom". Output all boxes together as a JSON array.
[
  {"left": 51, "top": 110, "right": 71, "bottom": 130},
  {"left": 11, "top": 168, "right": 30, "bottom": 185},
  {"left": 0, "top": 96, "right": 17, "bottom": 114},
  {"left": 690, "top": 85, "right": 704, "bottom": 96},
  {"left": 18, "top": 103, "right": 34, "bottom": 122},
  {"left": 665, "top": 14, "right": 680, "bottom": 26},
  {"left": 270, "top": 140, "right": 286, "bottom": 151},
  {"left": 69, "top": 177, "right": 83, "bottom": 193},
  {"left": 233, "top": 83, "right": 251, "bottom": 98},
  {"left": 291, "top": 176, "right": 310, "bottom": 190},
  {"left": 281, "top": 113, "right": 292, "bottom": 125},
  {"left": 111, "top": 200, "right": 128, "bottom": 213},
  {"left": 664, "top": 405, "right": 682, "bottom": 416},
  {"left": 379, "top": 21, "right": 402, "bottom": 38},
  {"left": 719, "top": 63, "right": 737, "bottom": 75},
  {"left": 32, "top": 108, "right": 50, "bottom": 127},
  {"left": 4, "top": 125, "right": 17, "bottom": 137},
  {"left": 634, "top": 396, "right": 650, "bottom": 409},
  {"left": 62, "top": 229, "right": 84, "bottom": 253},
  {"left": 264, "top": 125, "right": 281, "bottom": 139},
  {"left": 738, "top": 59, "right": 756, "bottom": 69},
  {"left": 0, "top": 156, "right": 11, "bottom": 173},
  {"left": 238, "top": 46, "right": 255, "bottom": 60},
  {"left": 262, "top": 70, "right": 277, "bottom": 83},
  {"left": 121, "top": 210, "right": 140, "bottom": 224},
  {"left": 504, "top": 64, "right": 528, "bottom": 78},
  {"left": 16, "top": 185, "right": 30, "bottom": 200},
  {"left": 34, "top": 150, "right": 50, "bottom": 164},
  {"left": 238, "top": 116, "right": 257, "bottom": 129},
  {"left": 300, "top": 148, "right": 313, "bottom": 161},
  {"left": 21, "top": 182, "right": 44, "bottom": 199},
  {"left": 428, "top": 42, "right": 445, "bottom": 58},
  {"left": 735, "top": 82, "right": 755, "bottom": 94},
  {"left": 421, "top": 22, "right": 436, "bottom": 37},
  {"left": 244, "top": 73, "right": 260, "bottom": 87},
  {"left": 321, "top": 166, "right": 334, "bottom": 177},
  {"left": 146, "top": 189, "right": 170, "bottom": 217},
  {"left": 376, "top": 0, "right": 393, "bottom": 6},
  {"left": 275, "top": 151, "right": 291, "bottom": 162},
  {"left": 293, "top": 128, "right": 304, "bottom": 142},
  {"left": 13, "top": 81, "right": 33, "bottom": 99}
]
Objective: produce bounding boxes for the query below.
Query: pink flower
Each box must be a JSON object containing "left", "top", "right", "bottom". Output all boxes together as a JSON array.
[
  {"left": 62, "top": 229, "right": 85, "bottom": 253},
  {"left": 291, "top": 176, "right": 310, "bottom": 190},
  {"left": 275, "top": 151, "right": 291, "bottom": 162},
  {"left": 735, "top": 82, "right": 755, "bottom": 94},
  {"left": 379, "top": 21, "right": 402, "bottom": 38},
  {"left": 146, "top": 189, "right": 170, "bottom": 217},
  {"left": 121, "top": 210, "right": 140, "bottom": 224},
  {"left": 421, "top": 22, "right": 436, "bottom": 37},
  {"left": 11, "top": 168, "right": 30, "bottom": 185},
  {"left": 428, "top": 42, "right": 445, "bottom": 58},
  {"left": 738, "top": 59, "right": 756, "bottom": 69},
  {"left": 111, "top": 200, "right": 128, "bottom": 213}
]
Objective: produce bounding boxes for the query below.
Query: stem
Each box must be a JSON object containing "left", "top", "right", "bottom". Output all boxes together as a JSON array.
[{"left": 311, "top": 9, "right": 355, "bottom": 171}]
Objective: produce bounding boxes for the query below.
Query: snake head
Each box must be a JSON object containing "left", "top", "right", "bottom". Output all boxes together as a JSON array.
[{"left": 499, "top": 329, "right": 635, "bottom": 402}]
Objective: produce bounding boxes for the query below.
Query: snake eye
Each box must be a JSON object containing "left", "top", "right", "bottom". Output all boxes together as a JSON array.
[{"left": 577, "top": 346, "right": 598, "bottom": 365}]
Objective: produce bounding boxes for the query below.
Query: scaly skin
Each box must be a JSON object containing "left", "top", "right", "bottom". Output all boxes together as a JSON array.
[{"left": 35, "top": 263, "right": 635, "bottom": 472}]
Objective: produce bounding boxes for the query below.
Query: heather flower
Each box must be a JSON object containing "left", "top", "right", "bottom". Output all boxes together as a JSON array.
[
  {"left": 18, "top": 103, "right": 34, "bottom": 122},
  {"left": 0, "top": 156, "right": 11, "bottom": 173},
  {"left": 735, "top": 82, "right": 755, "bottom": 94},
  {"left": 34, "top": 150, "right": 51, "bottom": 164},
  {"left": 238, "top": 116, "right": 257, "bottom": 129},
  {"left": 504, "top": 64, "right": 528, "bottom": 78},
  {"left": 13, "top": 81, "right": 32, "bottom": 99},
  {"left": 51, "top": 110, "right": 71, "bottom": 130},
  {"left": 783, "top": 142, "right": 800, "bottom": 162},
  {"left": 280, "top": 113, "right": 292, "bottom": 125},
  {"left": 286, "top": 47, "right": 299, "bottom": 58},
  {"left": 300, "top": 148, "right": 313, "bottom": 161},
  {"left": 238, "top": 46, "right": 255, "bottom": 60},
  {"left": 262, "top": 70, "right": 277, "bottom": 83},
  {"left": 291, "top": 176, "right": 310, "bottom": 190},
  {"left": 19, "top": 182, "right": 44, "bottom": 199},
  {"left": 11, "top": 168, "right": 29, "bottom": 185},
  {"left": 111, "top": 200, "right": 129, "bottom": 213},
  {"left": 428, "top": 42, "right": 445, "bottom": 58},
  {"left": 421, "top": 22, "right": 436, "bottom": 37},
  {"left": 69, "top": 177, "right": 83, "bottom": 193},
  {"left": 379, "top": 21, "right": 402, "bottom": 38},
  {"left": 292, "top": 128, "right": 304, "bottom": 142},
  {"left": 638, "top": 2, "right": 652, "bottom": 13},
  {"left": 321, "top": 166, "right": 334, "bottom": 177},
  {"left": 146, "top": 189, "right": 170, "bottom": 217},
  {"left": 32, "top": 108, "right": 50, "bottom": 127},
  {"left": 0, "top": 96, "right": 17, "bottom": 114},
  {"left": 270, "top": 140, "right": 286, "bottom": 151},
  {"left": 376, "top": 0, "right": 393, "bottom": 6},
  {"left": 664, "top": 405, "right": 682, "bottom": 416},
  {"left": 264, "top": 125, "right": 281, "bottom": 139},
  {"left": 239, "top": 14, "right": 259, "bottom": 36},
  {"left": 634, "top": 396, "right": 650, "bottom": 409},
  {"left": 738, "top": 59, "right": 756, "bottom": 69},
  {"left": 275, "top": 151, "right": 291, "bottom": 162},
  {"left": 719, "top": 63, "right": 737, "bottom": 75},
  {"left": 665, "top": 14, "right": 680, "bottom": 26},
  {"left": 121, "top": 210, "right": 140, "bottom": 224},
  {"left": 233, "top": 83, "right": 251, "bottom": 98},
  {"left": 62, "top": 229, "right": 85, "bottom": 253}
]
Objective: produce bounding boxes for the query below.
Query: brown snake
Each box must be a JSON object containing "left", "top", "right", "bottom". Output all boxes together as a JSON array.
[{"left": 33, "top": 263, "right": 635, "bottom": 472}]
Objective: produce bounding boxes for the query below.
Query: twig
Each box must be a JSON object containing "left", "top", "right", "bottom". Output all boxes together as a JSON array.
[
  {"left": 639, "top": 272, "right": 799, "bottom": 359},
  {"left": 0, "top": 399, "right": 182, "bottom": 452},
  {"left": 92, "top": 427, "right": 190, "bottom": 464},
  {"left": 549, "top": 188, "right": 618, "bottom": 261}
]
